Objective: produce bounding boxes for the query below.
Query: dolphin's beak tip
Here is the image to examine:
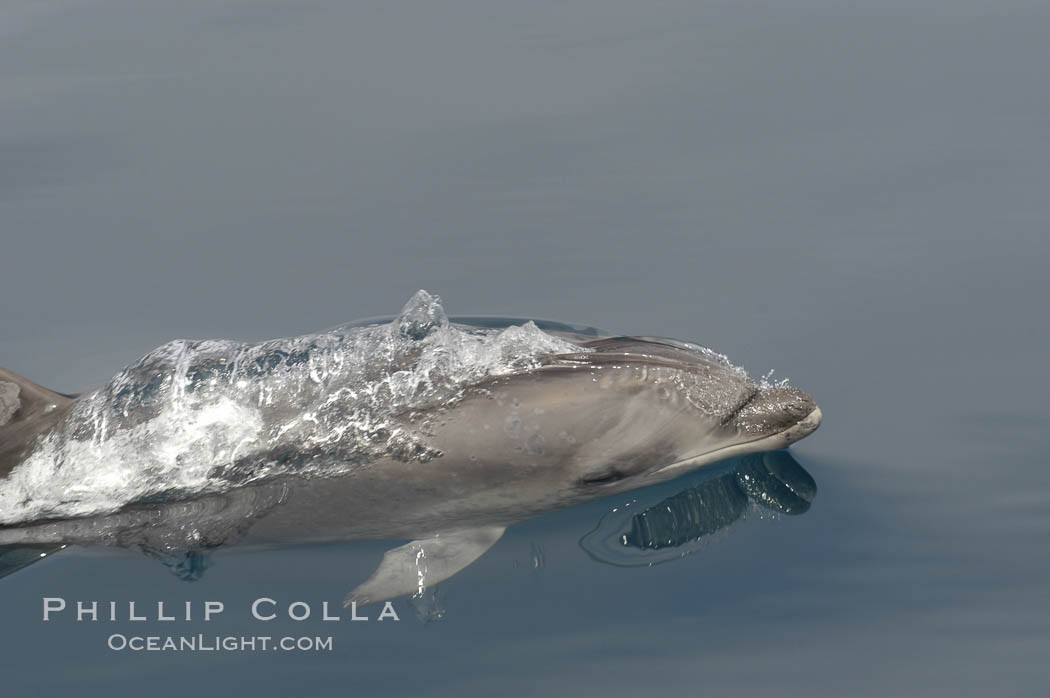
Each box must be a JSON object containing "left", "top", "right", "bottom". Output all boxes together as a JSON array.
[
  {"left": 784, "top": 404, "right": 822, "bottom": 445},
  {"left": 736, "top": 386, "right": 819, "bottom": 438}
]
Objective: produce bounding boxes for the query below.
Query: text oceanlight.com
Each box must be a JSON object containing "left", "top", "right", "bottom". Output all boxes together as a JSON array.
[{"left": 107, "top": 634, "right": 334, "bottom": 652}]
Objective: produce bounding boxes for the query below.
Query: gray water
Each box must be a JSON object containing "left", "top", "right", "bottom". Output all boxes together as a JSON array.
[{"left": 2, "top": 1, "right": 1048, "bottom": 695}]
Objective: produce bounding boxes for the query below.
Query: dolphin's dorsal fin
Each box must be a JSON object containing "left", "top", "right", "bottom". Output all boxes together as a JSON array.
[
  {"left": 345, "top": 526, "right": 506, "bottom": 607},
  {"left": 0, "top": 366, "right": 72, "bottom": 427},
  {"left": 0, "top": 366, "right": 74, "bottom": 478}
]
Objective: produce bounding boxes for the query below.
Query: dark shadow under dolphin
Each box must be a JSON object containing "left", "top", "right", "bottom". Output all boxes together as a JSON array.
[{"left": 580, "top": 450, "right": 817, "bottom": 567}]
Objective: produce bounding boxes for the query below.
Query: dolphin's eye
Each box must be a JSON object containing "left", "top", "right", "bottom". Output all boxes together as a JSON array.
[{"left": 579, "top": 468, "right": 627, "bottom": 486}]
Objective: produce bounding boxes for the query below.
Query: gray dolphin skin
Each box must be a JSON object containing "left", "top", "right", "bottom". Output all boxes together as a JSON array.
[{"left": 0, "top": 291, "right": 820, "bottom": 604}]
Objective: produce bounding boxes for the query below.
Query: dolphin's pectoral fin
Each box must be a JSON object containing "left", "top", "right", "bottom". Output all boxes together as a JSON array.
[{"left": 344, "top": 525, "right": 506, "bottom": 607}]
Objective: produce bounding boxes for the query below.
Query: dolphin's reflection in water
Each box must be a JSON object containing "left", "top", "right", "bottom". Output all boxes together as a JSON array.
[
  {"left": 0, "top": 451, "right": 816, "bottom": 610},
  {"left": 0, "top": 452, "right": 817, "bottom": 601},
  {"left": 580, "top": 451, "right": 816, "bottom": 567}
]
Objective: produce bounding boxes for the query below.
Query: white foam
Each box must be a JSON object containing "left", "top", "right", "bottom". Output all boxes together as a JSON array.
[{"left": 0, "top": 291, "right": 584, "bottom": 524}]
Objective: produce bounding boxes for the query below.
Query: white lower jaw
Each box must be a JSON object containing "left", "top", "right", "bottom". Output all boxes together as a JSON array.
[{"left": 649, "top": 406, "right": 823, "bottom": 479}]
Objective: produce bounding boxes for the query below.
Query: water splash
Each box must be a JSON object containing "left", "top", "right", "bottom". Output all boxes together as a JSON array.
[
  {"left": 759, "top": 369, "right": 791, "bottom": 390},
  {"left": 0, "top": 291, "right": 584, "bottom": 524}
]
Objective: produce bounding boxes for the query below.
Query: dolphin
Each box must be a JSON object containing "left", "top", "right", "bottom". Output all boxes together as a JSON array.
[{"left": 0, "top": 291, "right": 821, "bottom": 603}]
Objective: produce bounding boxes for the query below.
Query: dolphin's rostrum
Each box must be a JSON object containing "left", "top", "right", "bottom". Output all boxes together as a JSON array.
[{"left": 0, "top": 291, "right": 821, "bottom": 603}]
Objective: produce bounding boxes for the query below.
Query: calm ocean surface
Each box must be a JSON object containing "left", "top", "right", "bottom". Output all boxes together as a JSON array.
[{"left": 2, "top": 1, "right": 1048, "bottom": 695}]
